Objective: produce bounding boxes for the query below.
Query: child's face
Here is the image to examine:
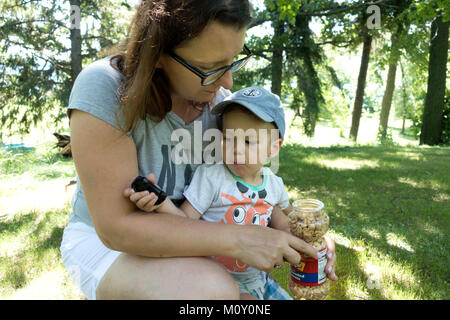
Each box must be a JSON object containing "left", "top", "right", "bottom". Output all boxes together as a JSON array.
[{"left": 221, "top": 107, "right": 281, "bottom": 179}]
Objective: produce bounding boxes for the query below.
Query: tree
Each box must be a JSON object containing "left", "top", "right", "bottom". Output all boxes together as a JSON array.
[
  {"left": 377, "top": 30, "right": 400, "bottom": 139},
  {"left": 316, "top": 1, "right": 384, "bottom": 141},
  {"left": 0, "top": 0, "right": 134, "bottom": 136},
  {"left": 349, "top": 27, "right": 372, "bottom": 141},
  {"left": 70, "top": 0, "right": 82, "bottom": 85},
  {"left": 243, "top": 0, "right": 327, "bottom": 137},
  {"left": 294, "top": 14, "right": 325, "bottom": 137},
  {"left": 266, "top": 0, "right": 393, "bottom": 138},
  {"left": 377, "top": 0, "right": 412, "bottom": 140},
  {"left": 420, "top": 15, "right": 449, "bottom": 145},
  {"left": 269, "top": 3, "right": 285, "bottom": 97},
  {"left": 396, "top": 59, "right": 411, "bottom": 134}
]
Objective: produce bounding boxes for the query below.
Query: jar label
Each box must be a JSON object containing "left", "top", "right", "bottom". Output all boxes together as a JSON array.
[{"left": 290, "top": 247, "right": 327, "bottom": 287}]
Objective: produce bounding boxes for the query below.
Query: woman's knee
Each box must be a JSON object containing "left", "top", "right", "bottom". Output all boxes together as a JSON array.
[
  {"left": 96, "top": 255, "right": 240, "bottom": 300},
  {"left": 197, "top": 259, "right": 240, "bottom": 300}
]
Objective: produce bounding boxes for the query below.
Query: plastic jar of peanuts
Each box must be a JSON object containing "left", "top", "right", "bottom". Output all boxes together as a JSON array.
[{"left": 288, "top": 199, "right": 330, "bottom": 300}]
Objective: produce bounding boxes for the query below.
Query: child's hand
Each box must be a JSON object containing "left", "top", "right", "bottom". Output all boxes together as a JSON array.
[{"left": 124, "top": 173, "right": 163, "bottom": 212}]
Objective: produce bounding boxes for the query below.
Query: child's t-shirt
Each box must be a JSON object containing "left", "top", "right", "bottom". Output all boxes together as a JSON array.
[{"left": 183, "top": 164, "right": 290, "bottom": 275}]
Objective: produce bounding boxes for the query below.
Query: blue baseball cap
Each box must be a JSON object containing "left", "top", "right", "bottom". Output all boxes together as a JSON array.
[{"left": 212, "top": 86, "right": 286, "bottom": 139}]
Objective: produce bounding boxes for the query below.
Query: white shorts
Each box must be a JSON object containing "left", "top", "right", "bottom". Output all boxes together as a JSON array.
[{"left": 60, "top": 214, "right": 122, "bottom": 300}]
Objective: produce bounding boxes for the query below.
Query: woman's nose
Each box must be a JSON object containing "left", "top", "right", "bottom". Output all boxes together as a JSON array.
[{"left": 217, "top": 70, "right": 233, "bottom": 90}]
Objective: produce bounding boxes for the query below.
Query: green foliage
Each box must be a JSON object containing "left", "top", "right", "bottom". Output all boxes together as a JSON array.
[
  {"left": 1, "top": 0, "right": 446, "bottom": 146},
  {"left": 317, "top": 49, "right": 353, "bottom": 126},
  {"left": 234, "top": 31, "right": 272, "bottom": 89},
  {"left": 265, "top": 0, "right": 302, "bottom": 25},
  {"left": 408, "top": 0, "right": 450, "bottom": 24},
  {"left": 440, "top": 94, "right": 450, "bottom": 144},
  {"left": 377, "top": 128, "right": 396, "bottom": 146},
  {"left": 233, "top": 61, "right": 271, "bottom": 90},
  {"left": 0, "top": 0, "right": 134, "bottom": 136}
]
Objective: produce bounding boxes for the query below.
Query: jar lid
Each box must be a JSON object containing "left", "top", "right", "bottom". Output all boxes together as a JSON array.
[{"left": 292, "top": 199, "right": 324, "bottom": 212}]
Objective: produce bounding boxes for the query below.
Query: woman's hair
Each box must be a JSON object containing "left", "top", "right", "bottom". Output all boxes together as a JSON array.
[{"left": 109, "top": 0, "right": 252, "bottom": 133}]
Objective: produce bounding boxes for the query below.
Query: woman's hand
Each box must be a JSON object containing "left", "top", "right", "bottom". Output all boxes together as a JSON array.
[
  {"left": 123, "top": 173, "right": 164, "bottom": 212},
  {"left": 231, "top": 224, "right": 319, "bottom": 273},
  {"left": 324, "top": 234, "right": 338, "bottom": 281}
]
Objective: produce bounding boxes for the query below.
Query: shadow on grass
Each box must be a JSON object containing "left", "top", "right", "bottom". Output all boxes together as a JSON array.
[
  {"left": 0, "top": 212, "right": 37, "bottom": 236},
  {"left": 0, "top": 210, "right": 66, "bottom": 291},
  {"left": 277, "top": 144, "right": 450, "bottom": 299}
]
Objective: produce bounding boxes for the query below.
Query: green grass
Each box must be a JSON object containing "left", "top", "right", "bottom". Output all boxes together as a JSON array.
[
  {"left": 0, "top": 143, "right": 76, "bottom": 181},
  {"left": 272, "top": 144, "right": 450, "bottom": 300},
  {"left": 0, "top": 142, "right": 84, "bottom": 299},
  {"left": 0, "top": 141, "right": 449, "bottom": 299}
]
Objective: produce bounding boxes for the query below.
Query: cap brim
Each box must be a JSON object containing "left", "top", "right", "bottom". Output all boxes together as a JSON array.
[
  {"left": 211, "top": 100, "right": 274, "bottom": 123},
  {"left": 210, "top": 100, "right": 235, "bottom": 115}
]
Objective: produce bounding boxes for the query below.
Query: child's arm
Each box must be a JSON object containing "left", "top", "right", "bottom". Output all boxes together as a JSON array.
[
  {"left": 269, "top": 203, "right": 293, "bottom": 233},
  {"left": 156, "top": 197, "right": 188, "bottom": 217},
  {"left": 125, "top": 166, "right": 212, "bottom": 220},
  {"left": 124, "top": 187, "right": 201, "bottom": 219},
  {"left": 179, "top": 200, "right": 202, "bottom": 220},
  {"left": 123, "top": 186, "right": 186, "bottom": 217}
]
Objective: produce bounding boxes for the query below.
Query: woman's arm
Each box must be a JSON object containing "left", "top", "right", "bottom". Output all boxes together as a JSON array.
[
  {"left": 70, "top": 110, "right": 233, "bottom": 258},
  {"left": 70, "top": 109, "right": 318, "bottom": 271}
]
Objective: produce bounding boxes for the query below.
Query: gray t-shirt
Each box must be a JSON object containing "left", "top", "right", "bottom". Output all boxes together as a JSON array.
[
  {"left": 68, "top": 56, "right": 230, "bottom": 226},
  {"left": 183, "top": 164, "right": 290, "bottom": 275}
]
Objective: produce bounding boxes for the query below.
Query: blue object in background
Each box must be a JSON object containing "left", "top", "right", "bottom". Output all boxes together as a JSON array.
[{"left": 2, "top": 143, "right": 35, "bottom": 152}]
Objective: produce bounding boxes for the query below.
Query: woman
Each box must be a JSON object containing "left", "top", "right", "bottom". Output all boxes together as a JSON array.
[{"left": 60, "top": 0, "right": 338, "bottom": 300}]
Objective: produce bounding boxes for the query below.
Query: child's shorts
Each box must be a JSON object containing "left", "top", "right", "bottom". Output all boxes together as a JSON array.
[
  {"left": 231, "top": 270, "right": 293, "bottom": 300},
  {"left": 60, "top": 214, "right": 122, "bottom": 300}
]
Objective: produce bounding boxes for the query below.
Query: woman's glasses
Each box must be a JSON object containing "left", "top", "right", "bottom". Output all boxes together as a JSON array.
[{"left": 169, "top": 45, "right": 252, "bottom": 86}]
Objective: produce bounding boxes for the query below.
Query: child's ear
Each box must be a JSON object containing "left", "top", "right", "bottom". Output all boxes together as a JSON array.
[{"left": 269, "top": 139, "right": 283, "bottom": 158}]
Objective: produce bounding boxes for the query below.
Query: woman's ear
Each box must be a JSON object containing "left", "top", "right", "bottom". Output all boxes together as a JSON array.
[
  {"left": 155, "top": 58, "right": 163, "bottom": 68},
  {"left": 156, "top": 54, "right": 167, "bottom": 69}
]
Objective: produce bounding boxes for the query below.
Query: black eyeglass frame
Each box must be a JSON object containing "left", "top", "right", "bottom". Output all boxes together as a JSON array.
[{"left": 169, "top": 45, "right": 252, "bottom": 86}]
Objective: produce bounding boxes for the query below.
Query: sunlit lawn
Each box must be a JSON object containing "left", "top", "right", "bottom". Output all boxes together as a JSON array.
[
  {"left": 0, "top": 143, "right": 84, "bottom": 299},
  {"left": 273, "top": 144, "right": 449, "bottom": 300},
  {"left": 1, "top": 120, "right": 449, "bottom": 300}
]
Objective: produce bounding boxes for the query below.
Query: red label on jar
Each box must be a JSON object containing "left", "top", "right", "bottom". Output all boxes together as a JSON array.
[{"left": 290, "top": 247, "right": 327, "bottom": 287}]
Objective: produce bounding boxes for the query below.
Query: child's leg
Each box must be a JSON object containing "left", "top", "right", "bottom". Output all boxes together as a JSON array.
[{"left": 263, "top": 273, "right": 293, "bottom": 300}]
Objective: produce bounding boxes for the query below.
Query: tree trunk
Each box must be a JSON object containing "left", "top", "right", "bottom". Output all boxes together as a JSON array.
[
  {"left": 378, "top": 31, "right": 401, "bottom": 138},
  {"left": 400, "top": 60, "right": 407, "bottom": 134},
  {"left": 420, "top": 16, "right": 450, "bottom": 145},
  {"left": 271, "top": 16, "right": 284, "bottom": 97},
  {"left": 349, "top": 32, "right": 372, "bottom": 141},
  {"left": 378, "top": 63, "right": 398, "bottom": 137},
  {"left": 70, "top": 0, "right": 82, "bottom": 86}
]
